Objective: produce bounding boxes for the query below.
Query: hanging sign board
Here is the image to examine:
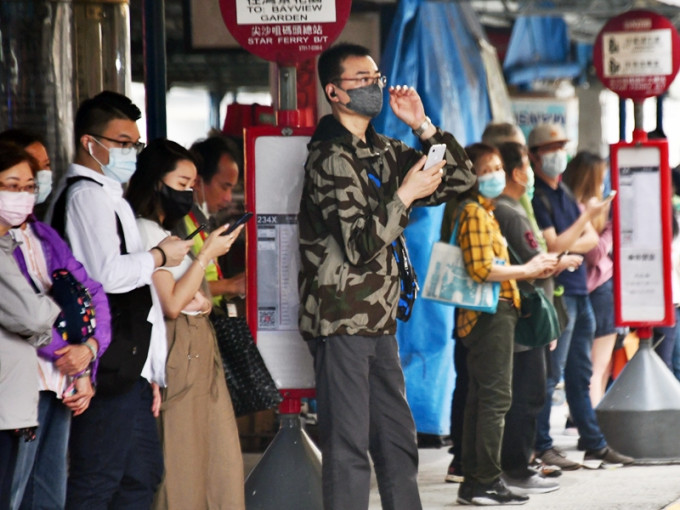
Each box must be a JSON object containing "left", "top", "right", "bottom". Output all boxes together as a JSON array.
[
  {"left": 593, "top": 9, "right": 680, "bottom": 100},
  {"left": 244, "top": 126, "right": 316, "bottom": 392},
  {"left": 610, "top": 139, "right": 675, "bottom": 327},
  {"left": 219, "top": 0, "right": 352, "bottom": 64}
]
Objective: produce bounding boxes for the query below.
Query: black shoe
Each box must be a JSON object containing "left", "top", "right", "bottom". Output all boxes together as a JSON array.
[
  {"left": 471, "top": 478, "right": 529, "bottom": 506},
  {"left": 457, "top": 481, "right": 474, "bottom": 505}
]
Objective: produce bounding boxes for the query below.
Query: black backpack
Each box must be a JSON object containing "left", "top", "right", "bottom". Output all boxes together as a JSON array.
[{"left": 52, "top": 177, "right": 153, "bottom": 396}]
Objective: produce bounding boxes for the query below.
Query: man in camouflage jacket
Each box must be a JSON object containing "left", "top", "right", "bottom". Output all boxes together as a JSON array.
[{"left": 298, "top": 43, "right": 475, "bottom": 510}]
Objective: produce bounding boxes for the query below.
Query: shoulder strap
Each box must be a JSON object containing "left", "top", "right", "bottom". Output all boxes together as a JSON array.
[
  {"left": 51, "top": 176, "right": 127, "bottom": 254},
  {"left": 449, "top": 199, "right": 474, "bottom": 246}
]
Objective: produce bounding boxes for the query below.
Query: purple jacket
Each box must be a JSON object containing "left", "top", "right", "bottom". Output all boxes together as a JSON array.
[{"left": 12, "top": 218, "right": 111, "bottom": 379}]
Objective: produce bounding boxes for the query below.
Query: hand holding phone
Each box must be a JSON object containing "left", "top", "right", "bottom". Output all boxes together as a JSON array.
[
  {"left": 222, "top": 212, "right": 254, "bottom": 236},
  {"left": 423, "top": 144, "right": 446, "bottom": 171},
  {"left": 604, "top": 190, "right": 617, "bottom": 200},
  {"left": 185, "top": 223, "right": 207, "bottom": 240}
]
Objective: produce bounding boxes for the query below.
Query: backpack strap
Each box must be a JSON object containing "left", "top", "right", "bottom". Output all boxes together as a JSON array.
[{"left": 51, "top": 176, "right": 127, "bottom": 254}]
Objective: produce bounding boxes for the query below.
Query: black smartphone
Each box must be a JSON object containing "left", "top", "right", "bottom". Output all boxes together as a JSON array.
[
  {"left": 185, "top": 223, "right": 207, "bottom": 240},
  {"left": 222, "top": 212, "right": 254, "bottom": 235}
]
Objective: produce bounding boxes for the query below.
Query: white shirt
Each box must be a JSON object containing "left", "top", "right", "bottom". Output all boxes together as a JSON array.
[
  {"left": 136, "top": 218, "right": 206, "bottom": 316},
  {"left": 47, "top": 163, "right": 167, "bottom": 386}
]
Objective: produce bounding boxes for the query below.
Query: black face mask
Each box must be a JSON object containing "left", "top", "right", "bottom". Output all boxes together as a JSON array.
[{"left": 159, "top": 183, "right": 193, "bottom": 230}]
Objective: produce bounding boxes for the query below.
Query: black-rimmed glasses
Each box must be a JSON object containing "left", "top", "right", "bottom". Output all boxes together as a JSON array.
[
  {"left": 333, "top": 74, "right": 387, "bottom": 88},
  {"left": 89, "top": 134, "right": 145, "bottom": 155}
]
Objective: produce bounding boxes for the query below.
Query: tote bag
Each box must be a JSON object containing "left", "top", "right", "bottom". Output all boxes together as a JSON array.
[{"left": 422, "top": 206, "right": 500, "bottom": 313}]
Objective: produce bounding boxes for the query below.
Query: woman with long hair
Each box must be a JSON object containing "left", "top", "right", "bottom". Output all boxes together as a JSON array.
[
  {"left": 562, "top": 151, "right": 616, "bottom": 406},
  {"left": 126, "top": 139, "right": 245, "bottom": 509}
]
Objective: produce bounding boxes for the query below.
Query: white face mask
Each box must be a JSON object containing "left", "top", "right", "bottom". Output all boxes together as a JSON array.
[
  {"left": 541, "top": 150, "right": 567, "bottom": 178},
  {"left": 89, "top": 139, "right": 138, "bottom": 184},
  {"left": 0, "top": 191, "right": 35, "bottom": 227},
  {"left": 35, "top": 170, "right": 53, "bottom": 204}
]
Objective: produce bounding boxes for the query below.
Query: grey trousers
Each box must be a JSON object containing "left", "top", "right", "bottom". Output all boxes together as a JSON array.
[
  {"left": 308, "top": 334, "right": 422, "bottom": 510},
  {"left": 461, "top": 301, "right": 518, "bottom": 485}
]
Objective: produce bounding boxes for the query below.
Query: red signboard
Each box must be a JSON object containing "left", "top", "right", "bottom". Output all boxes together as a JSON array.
[
  {"left": 219, "top": 0, "right": 351, "bottom": 64},
  {"left": 593, "top": 10, "right": 680, "bottom": 100},
  {"left": 610, "top": 137, "right": 675, "bottom": 328}
]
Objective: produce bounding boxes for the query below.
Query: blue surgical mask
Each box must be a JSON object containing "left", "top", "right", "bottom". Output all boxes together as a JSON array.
[
  {"left": 35, "top": 170, "right": 53, "bottom": 204},
  {"left": 89, "top": 140, "right": 137, "bottom": 184},
  {"left": 478, "top": 170, "right": 506, "bottom": 199},
  {"left": 524, "top": 167, "right": 535, "bottom": 201},
  {"left": 541, "top": 150, "right": 567, "bottom": 179}
]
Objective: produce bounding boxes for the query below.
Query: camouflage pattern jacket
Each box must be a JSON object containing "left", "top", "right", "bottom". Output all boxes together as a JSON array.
[{"left": 298, "top": 114, "right": 475, "bottom": 340}]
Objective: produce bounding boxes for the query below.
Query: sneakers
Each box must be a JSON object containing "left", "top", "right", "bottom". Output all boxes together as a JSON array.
[
  {"left": 536, "top": 447, "right": 581, "bottom": 471},
  {"left": 457, "top": 481, "right": 474, "bottom": 505},
  {"left": 584, "top": 446, "right": 634, "bottom": 466},
  {"left": 501, "top": 472, "right": 560, "bottom": 495},
  {"left": 445, "top": 459, "right": 465, "bottom": 483},
  {"left": 529, "top": 457, "right": 562, "bottom": 478},
  {"left": 470, "top": 478, "right": 529, "bottom": 506}
]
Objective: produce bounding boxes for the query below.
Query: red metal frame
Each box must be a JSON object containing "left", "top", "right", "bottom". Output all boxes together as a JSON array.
[
  {"left": 243, "top": 124, "right": 316, "bottom": 408},
  {"left": 610, "top": 131, "right": 675, "bottom": 328}
]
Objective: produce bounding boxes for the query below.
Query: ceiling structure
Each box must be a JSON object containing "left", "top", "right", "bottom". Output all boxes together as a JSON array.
[
  {"left": 468, "top": 0, "right": 680, "bottom": 41},
  {"left": 127, "top": 0, "right": 680, "bottom": 93}
]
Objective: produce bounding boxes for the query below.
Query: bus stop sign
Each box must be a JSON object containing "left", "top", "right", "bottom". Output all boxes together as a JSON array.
[
  {"left": 220, "top": 0, "right": 351, "bottom": 65},
  {"left": 593, "top": 9, "right": 680, "bottom": 100}
]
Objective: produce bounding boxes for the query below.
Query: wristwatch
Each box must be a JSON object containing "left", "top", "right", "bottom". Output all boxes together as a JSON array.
[{"left": 412, "top": 116, "right": 432, "bottom": 138}]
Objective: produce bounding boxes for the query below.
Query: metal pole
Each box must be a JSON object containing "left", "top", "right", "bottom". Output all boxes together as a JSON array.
[
  {"left": 279, "top": 66, "right": 298, "bottom": 111},
  {"left": 143, "top": 0, "right": 167, "bottom": 140},
  {"left": 209, "top": 91, "right": 223, "bottom": 131},
  {"left": 619, "top": 97, "right": 627, "bottom": 142}
]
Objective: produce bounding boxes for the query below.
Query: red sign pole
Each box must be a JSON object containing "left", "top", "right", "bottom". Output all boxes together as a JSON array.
[{"left": 593, "top": 10, "right": 680, "bottom": 337}]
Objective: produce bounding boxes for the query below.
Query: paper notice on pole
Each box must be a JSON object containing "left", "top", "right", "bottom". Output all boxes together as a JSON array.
[
  {"left": 257, "top": 215, "right": 300, "bottom": 331},
  {"left": 617, "top": 146, "right": 666, "bottom": 322},
  {"left": 603, "top": 29, "right": 673, "bottom": 77}
]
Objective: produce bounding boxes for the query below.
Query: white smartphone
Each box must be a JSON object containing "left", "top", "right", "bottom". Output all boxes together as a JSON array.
[{"left": 423, "top": 143, "right": 446, "bottom": 170}]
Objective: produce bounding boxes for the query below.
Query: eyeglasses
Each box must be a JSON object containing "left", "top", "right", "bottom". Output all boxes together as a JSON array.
[
  {"left": 333, "top": 74, "right": 387, "bottom": 88},
  {"left": 89, "top": 134, "right": 146, "bottom": 155},
  {"left": 0, "top": 181, "right": 39, "bottom": 195}
]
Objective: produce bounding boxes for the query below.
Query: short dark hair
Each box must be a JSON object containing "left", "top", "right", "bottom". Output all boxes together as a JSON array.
[
  {"left": 464, "top": 143, "right": 501, "bottom": 168},
  {"left": 189, "top": 136, "right": 241, "bottom": 183},
  {"left": 0, "top": 129, "right": 46, "bottom": 149},
  {"left": 125, "top": 138, "right": 195, "bottom": 223},
  {"left": 74, "top": 91, "right": 142, "bottom": 147},
  {"left": 317, "top": 43, "right": 372, "bottom": 89},
  {"left": 498, "top": 142, "right": 528, "bottom": 179},
  {"left": 0, "top": 141, "right": 39, "bottom": 177}
]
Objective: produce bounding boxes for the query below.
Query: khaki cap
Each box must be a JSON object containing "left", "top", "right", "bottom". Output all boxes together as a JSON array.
[{"left": 528, "top": 123, "right": 568, "bottom": 149}]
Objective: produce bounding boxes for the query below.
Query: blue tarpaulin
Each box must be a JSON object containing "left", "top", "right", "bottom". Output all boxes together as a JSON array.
[
  {"left": 503, "top": 12, "right": 582, "bottom": 85},
  {"left": 373, "top": 0, "right": 491, "bottom": 435}
]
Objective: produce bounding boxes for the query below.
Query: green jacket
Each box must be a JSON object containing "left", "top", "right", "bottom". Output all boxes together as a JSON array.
[{"left": 298, "top": 114, "right": 475, "bottom": 340}]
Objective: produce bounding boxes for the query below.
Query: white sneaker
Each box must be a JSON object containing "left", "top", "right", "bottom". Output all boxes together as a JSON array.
[{"left": 501, "top": 473, "right": 560, "bottom": 495}]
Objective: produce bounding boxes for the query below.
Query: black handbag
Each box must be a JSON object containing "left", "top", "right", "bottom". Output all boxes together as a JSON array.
[{"left": 211, "top": 312, "right": 282, "bottom": 416}]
